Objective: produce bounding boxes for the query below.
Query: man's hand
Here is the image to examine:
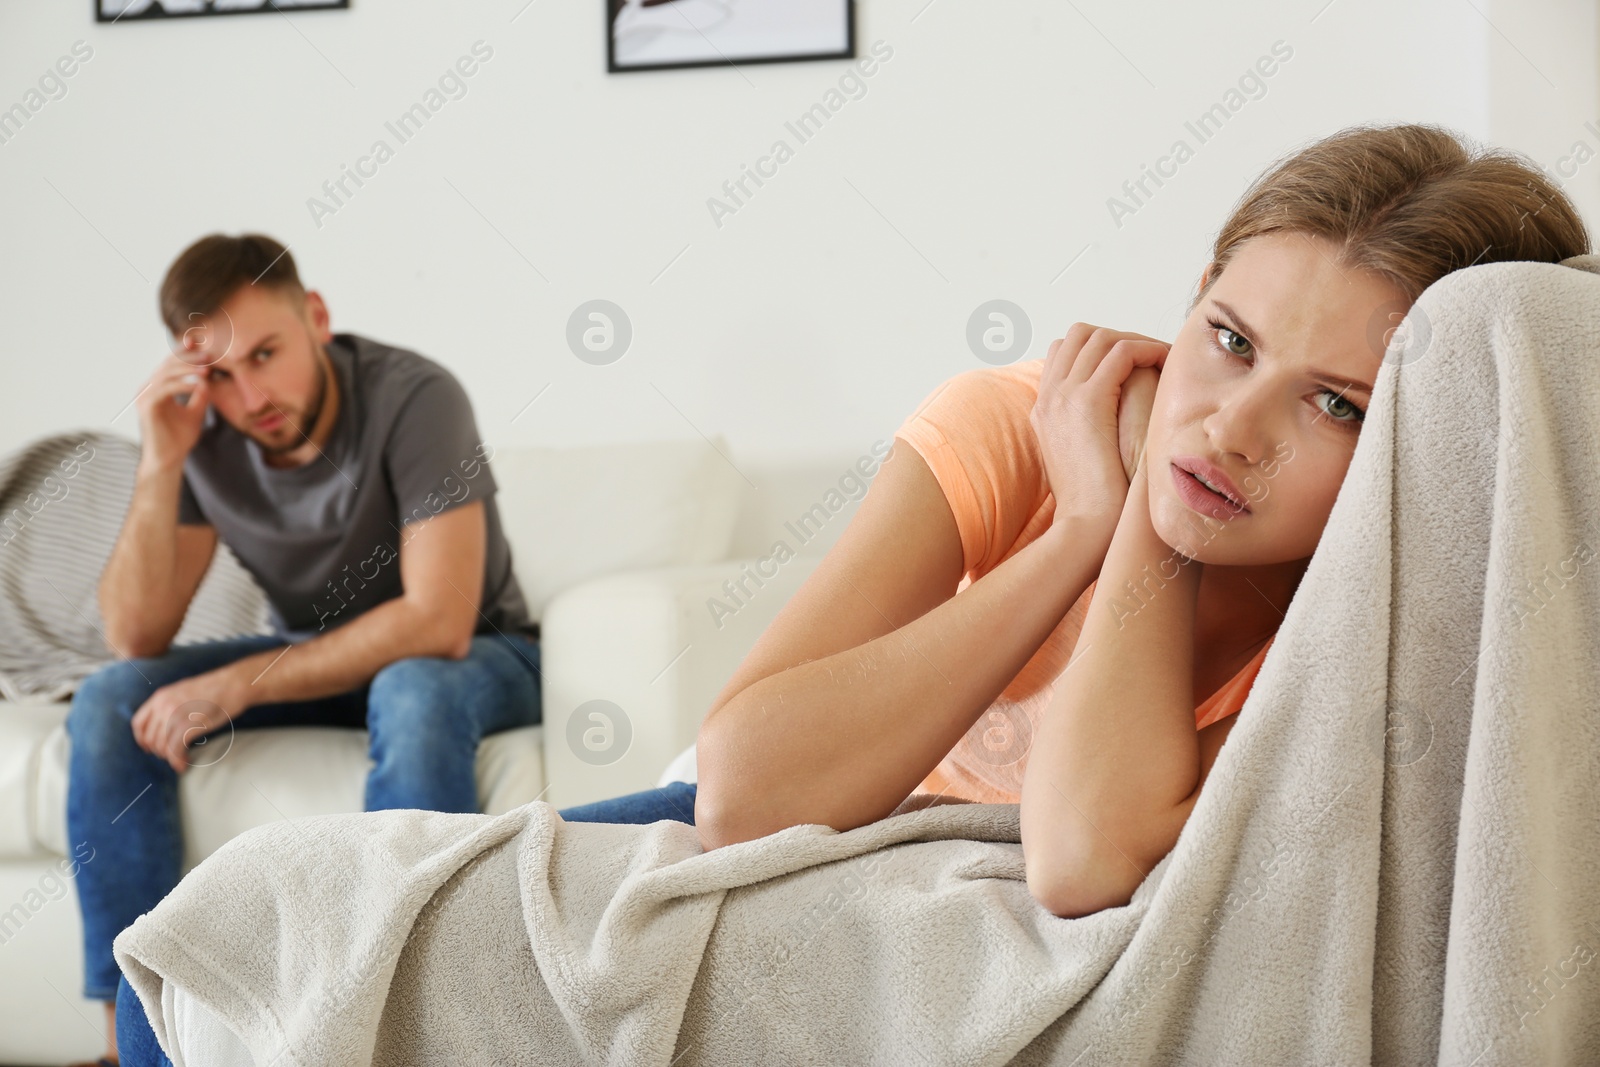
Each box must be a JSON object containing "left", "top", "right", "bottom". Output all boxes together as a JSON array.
[
  {"left": 130, "top": 665, "right": 253, "bottom": 774},
  {"left": 135, "top": 337, "right": 213, "bottom": 476}
]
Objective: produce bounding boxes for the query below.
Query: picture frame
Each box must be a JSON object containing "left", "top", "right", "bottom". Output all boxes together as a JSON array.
[
  {"left": 608, "top": 0, "right": 855, "bottom": 74},
  {"left": 95, "top": 0, "right": 349, "bottom": 23}
]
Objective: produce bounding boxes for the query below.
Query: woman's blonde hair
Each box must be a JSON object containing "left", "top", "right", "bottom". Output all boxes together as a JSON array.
[{"left": 1195, "top": 122, "right": 1592, "bottom": 309}]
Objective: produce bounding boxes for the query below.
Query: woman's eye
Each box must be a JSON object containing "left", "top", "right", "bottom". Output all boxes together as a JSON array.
[
  {"left": 1217, "top": 326, "right": 1251, "bottom": 356},
  {"left": 253, "top": 349, "right": 273, "bottom": 362},
  {"left": 1318, "top": 390, "right": 1365, "bottom": 424}
]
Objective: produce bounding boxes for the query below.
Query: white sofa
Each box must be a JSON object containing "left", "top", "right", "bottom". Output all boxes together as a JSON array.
[{"left": 0, "top": 436, "right": 866, "bottom": 1067}]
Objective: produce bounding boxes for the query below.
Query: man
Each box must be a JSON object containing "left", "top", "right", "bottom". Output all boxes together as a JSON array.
[{"left": 66, "top": 232, "right": 542, "bottom": 1065}]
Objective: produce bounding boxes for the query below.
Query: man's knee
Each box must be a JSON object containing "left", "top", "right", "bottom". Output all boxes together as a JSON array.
[
  {"left": 66, "top": 659, "right": 153, "bottom": 742},
  {"left": 367, "top": 656, "right": 457, "bottom": 723},
  {"left": 367, "top": 642, "right": 533, "bottom": 739}
]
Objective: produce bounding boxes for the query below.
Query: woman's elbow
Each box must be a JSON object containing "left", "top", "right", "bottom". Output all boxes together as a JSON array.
[
  {"left": 1027, "top": 861, "right": 1138, "bottom": 919},
  {"left": 692, "top": 786, "right": 742, "bottom": 852},
  {"left": 691, "top": 729, "right": 734, "bottom": 850},
  {"left": 696, "top": 765, "right": 820, "bottom": 852},
  {"left": 691, "top": 740, "right": 767, "bottom": 851},
  {"left": 1024, "top": 827, "right": 1151, "bottom": 918},
  {"left": 693, "top": 762, "right": 802, "bottom": 850}
]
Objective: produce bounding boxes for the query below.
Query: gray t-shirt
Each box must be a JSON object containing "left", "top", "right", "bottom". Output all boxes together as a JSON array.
[{"left": 178, "top": 332, "right": 536, "bottom": 643}]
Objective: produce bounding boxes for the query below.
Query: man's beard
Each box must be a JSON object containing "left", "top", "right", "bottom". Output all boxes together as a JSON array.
[{"left": 252, "top": 345, "right": 330, "bottom": 456}]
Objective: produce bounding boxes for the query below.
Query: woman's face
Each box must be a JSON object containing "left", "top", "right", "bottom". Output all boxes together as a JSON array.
[{"left": 1146, "top": 231, "right": 1408, "bottom": 565}]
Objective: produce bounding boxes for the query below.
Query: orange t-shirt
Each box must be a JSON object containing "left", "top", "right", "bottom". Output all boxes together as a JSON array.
[{"left": 894, "top": 359, "right": 1274, "bottom": 806}]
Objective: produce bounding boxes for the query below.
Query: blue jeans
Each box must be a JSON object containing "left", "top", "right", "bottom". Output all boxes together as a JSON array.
[
  {"left": 114, "top": 778, "right": 698, "bottom": 1065},
  {"left": 558, "top": 779, "right": 698, "bottom": 825},
  {"left": 68, "top": 631, "right": 543, "bottom": 1003}
]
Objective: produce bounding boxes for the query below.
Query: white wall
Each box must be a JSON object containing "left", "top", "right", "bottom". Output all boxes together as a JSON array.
[
  {"left": 1, "top": 0, "right": 1594, "bottom": 480},
  {"left": 1488, "top": 0, "right": 1600, "bottom": 215}
]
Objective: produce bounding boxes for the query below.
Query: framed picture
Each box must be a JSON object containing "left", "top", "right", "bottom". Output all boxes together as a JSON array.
[
  {"left": 608, "top": 0, "right": 854, "bottom": 74},
  {"left": 96, "top": 0, "right": 348, "bottom": 22}
]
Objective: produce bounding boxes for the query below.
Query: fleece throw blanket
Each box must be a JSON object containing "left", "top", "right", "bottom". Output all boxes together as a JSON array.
[
  {"left": 0, "top": 431, "right": 267, "bottom": 701},
  {"left": 116, "top": 254, "right": 1600, "bottom": 1065}
]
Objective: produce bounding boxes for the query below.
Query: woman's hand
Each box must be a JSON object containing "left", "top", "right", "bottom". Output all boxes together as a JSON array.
[
  {"left": 1118, "top": 364, "right": 1159, "bottom": 483},
  {"left": 1031, "top": 323, "right": 1170, "bottom": 549}
]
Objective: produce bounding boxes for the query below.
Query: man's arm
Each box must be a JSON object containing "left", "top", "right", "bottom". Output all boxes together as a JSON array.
[
  {"left": 102, "top": 351, "right": 220, "bottom": 658},
  {"left": 131, "top": 500, "right": 487, "bottom": 772},
  {"left": 100, "top": 467, "right": 219, "bottom": 658},
  {"left": 233, "top": 497, "right": 486, "bottom": 698}
]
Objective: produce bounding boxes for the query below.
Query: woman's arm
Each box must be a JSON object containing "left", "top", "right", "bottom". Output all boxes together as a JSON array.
[
  {"left": 1020, "top": 460, "right": 1229, "bottom": 917},
  {"left": 694, "top": 440, "right": 1109, "bottom": 850}
]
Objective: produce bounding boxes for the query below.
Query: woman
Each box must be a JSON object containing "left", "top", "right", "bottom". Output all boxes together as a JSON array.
[
  {"left": 573, "top": 122, "right": 1589, "bottom": 908},
  {"left": 112, "top": 122, "right": 1588, "bottom": 1063}
]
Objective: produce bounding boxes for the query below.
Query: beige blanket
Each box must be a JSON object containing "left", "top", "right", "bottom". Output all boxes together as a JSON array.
[{"left": 116, "top": 254, "right": 1600, "bottom": 1064}]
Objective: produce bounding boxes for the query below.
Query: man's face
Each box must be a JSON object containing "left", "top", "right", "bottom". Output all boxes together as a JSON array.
[
  {"left": 177, "top": 284, "right": 331, "bottom": 455},
  {"left": 1144, "top": 231, "right": 1407, "bottom": 564}
]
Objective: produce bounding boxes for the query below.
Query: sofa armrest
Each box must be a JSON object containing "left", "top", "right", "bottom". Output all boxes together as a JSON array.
[{"left": 538, "top": 556, "right": 819, "bottom": 808}]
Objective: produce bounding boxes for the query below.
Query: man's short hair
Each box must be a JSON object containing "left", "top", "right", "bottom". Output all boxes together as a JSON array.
[{"left": 158, "top": 232, "right": 305, "bottom": 340}]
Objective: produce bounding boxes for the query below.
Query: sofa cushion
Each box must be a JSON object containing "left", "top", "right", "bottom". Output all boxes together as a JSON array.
[
  {"left": 0, "top": 431, "right": 270, "bottom": 703},
  {"left": 492, "top": 437, "right": 742, "bottom": 622},
  {"left": 2, "top": 701, "right": 544, "bottom": 867}
]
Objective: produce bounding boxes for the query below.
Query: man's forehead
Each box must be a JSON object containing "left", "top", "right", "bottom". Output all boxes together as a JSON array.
[
  {"left": 174, "top": 285, "right": 302, "bottom": 363},
  {"left": 176, "top": 324, "right": 281, "bottom": 368}
]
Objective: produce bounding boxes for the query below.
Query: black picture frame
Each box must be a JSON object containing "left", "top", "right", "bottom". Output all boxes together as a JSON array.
[
  {"left": 95, "top": 0, "right": 349, "bottom": 23},
  {"left": 607, "top": 0, "right": 854, "bottom": 74}
]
